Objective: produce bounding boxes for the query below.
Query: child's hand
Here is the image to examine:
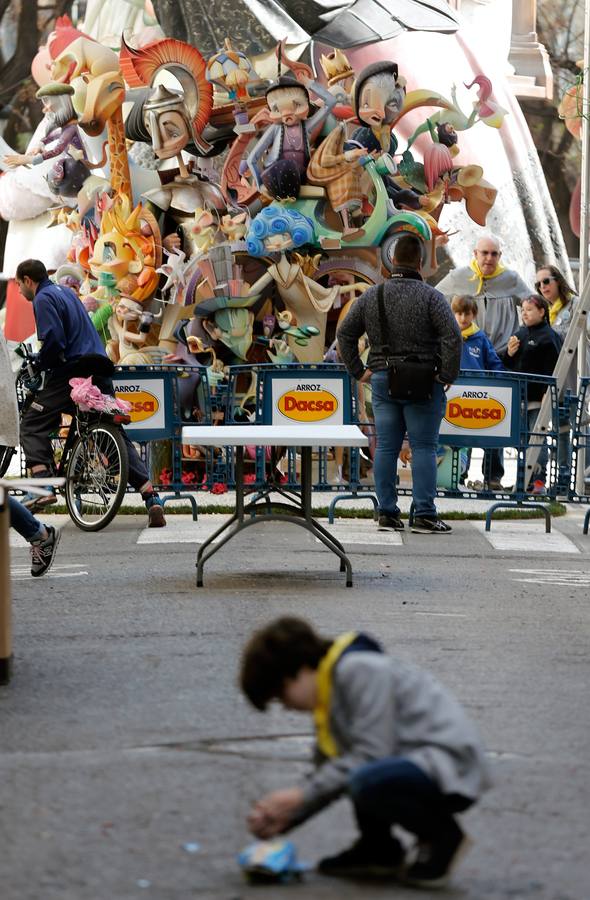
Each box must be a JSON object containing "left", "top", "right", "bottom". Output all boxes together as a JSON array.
[
  {"left": 247, "top": 803, "right": 275, "bottom": 839},
  {"left": 247, "top": 787, "right": 304, "bottom": 838},
  {"left": 507, "top": 335, "right": 520, "bottom": 357}
]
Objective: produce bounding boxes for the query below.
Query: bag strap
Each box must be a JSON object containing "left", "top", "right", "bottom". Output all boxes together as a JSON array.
[{"left": 377, "top": 282, "right": 393, "bottom": 364}]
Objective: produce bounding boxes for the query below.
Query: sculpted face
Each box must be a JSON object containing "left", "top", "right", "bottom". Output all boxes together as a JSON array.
[
  {"left": 358, "top": 77, "right": 404, "bottom": 127},
  {"left": 89, "top": 232, "right": 136, "bottom": 282},
  {"left": 266, "top": 86, "right": 309, "bottom": 127},
  {"left": 263, "top": 232, "right": 294, "bottom": 252},
  {"left": 474, "top": 238, "right": 501, "bottom": 276},
  {"left": 149, "top": 110, "right": 191, "bottom": 159}
]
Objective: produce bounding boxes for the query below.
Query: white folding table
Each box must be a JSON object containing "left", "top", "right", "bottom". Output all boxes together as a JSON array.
[{"left": 181, "top": 425, "right": 369, "bottom": 587}]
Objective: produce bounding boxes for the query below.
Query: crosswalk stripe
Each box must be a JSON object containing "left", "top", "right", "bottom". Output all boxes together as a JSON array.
[
  {"left": 510, "top": 568, "right": 589, "bottom": 578},
  {"left": 512, "top": 578, "right": 590, "bottom": 586},
  {"left": 509, "top": 568, "right": 590, "bottom": 587},
  {"left": 12, "top": 571, "right": 88, "bottom": 581},
  {"left": 471, "top": 521, "right": 580, "bottom": 554},
  {"left": 137, "top": 516, "right": 227, "bottom": 545},
  {"left": 133, "top": 516, "right": 586, "bottom": 554},
  {"left": 314, "top": 524, "right": 403, "bottom": 547}
]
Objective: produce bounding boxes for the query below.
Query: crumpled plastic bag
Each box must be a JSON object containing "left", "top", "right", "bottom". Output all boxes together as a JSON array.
[
  {"left": 69, "top": 376, "right": 132, "bottom": 414},
  {"left": 238, "top": 839, "right": 308, "bottom": 883}
]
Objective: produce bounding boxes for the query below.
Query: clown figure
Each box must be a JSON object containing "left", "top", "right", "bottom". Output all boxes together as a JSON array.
[
  {"left": 246, "top": 74, "right": 337, "bottom": 201},
  {"left": 351, "top": 61, "right": 424, "bottom": 211}
]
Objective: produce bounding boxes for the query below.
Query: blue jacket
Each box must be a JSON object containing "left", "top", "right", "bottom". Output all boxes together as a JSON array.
[
  {"left": 33, "top": 278, "right": 105, "bottom": 371},
  {"left": 460, "top": 329, "right": 504, "bottom": 372}
]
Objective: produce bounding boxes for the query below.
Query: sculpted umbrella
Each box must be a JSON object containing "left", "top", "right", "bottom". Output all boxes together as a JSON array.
[{"left": 151, "top": 0, "right": 459, "bottom": 57}]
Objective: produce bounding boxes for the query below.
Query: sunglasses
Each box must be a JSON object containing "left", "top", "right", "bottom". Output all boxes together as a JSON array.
[
  {"left": 477, "top": 250, "right": 499, "bottom": 257},
  {"left": 534, "top": 276, "right": 557, "bottom": 290}
]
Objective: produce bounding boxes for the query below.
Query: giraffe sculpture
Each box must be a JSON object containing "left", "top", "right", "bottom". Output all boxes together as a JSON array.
[{"left": 52, "top": 37, "right": 131, "bottom": 197}]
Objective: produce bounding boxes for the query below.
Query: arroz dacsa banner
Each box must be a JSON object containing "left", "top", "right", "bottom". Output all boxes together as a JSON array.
[
  {"left": 113, "top": 377, "right": 167, "bottom": 430},
  {"left": 440, "top": 385, "right": 513, "bottom": 439},
  {"left": 271, "top": 377, "right": 345, "bottom": 425}
]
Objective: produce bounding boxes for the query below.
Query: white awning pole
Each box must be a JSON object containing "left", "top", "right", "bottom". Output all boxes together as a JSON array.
[{"left": 576, "top": 0, "right": 590, "bottom": 492}]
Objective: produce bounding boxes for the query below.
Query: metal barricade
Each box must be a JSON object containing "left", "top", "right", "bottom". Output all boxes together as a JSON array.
[
  {"left": 113, "top": 364, "right": 214, "bottom": 518},
  {"left": 338, "top": 369, "right": 560, "bottom": 529},
  {"left": 569, "top": 376, "right": 590, "bottom": 532},
  {"left": 217, "top": 366, "right": 561, "bottom": 529},
  {"left": 434, "top": 371, "right": 559, "bottom": 530},
  {"left": 8, "top": 362, "right": 564, "bottom": 533},
  {"left": 222, "top": 363, "right": 379, "bottom": 516}
]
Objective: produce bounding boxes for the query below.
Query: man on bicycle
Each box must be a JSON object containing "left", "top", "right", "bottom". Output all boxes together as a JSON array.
[{"left": 15, "top": 259, "right": 166, "bottom": 527}]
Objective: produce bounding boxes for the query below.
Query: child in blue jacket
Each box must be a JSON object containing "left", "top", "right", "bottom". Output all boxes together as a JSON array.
[
  {"left": 450, "top": 296, "right": 504, "bottom": 486},
  {"left": 451, "top": 295, "right": 504, "bottom": 372}
]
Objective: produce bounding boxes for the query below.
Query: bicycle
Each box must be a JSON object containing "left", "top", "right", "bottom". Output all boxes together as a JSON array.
[{"left": 1, "top": 346, "right": 130, "bottom": 532}]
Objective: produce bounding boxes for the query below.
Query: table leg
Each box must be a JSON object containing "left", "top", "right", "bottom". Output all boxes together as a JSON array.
[
  {"left": 301, "top": 446, "right": 312, "bottom": 522},
  {"left": 235, "top": 446, "right": 244, "bottom": 521},
  {"left": 196, "top": 511, "right": 239, "bottom": 587}
]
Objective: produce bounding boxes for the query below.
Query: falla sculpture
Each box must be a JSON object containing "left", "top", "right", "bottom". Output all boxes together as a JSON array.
[{"left": 6, "top": 19, "right": 508, "bottom": 483}]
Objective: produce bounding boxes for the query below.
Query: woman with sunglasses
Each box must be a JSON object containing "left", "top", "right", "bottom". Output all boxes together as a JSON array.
[
  {"left": 503, "top": 295, "right": 563, "bottom": 493},
  {"left": 534, "top": 265, "right": 590, "bottom": 488},
  {"left": 534, "top": 265, "right": 576, "bottom": 338}
]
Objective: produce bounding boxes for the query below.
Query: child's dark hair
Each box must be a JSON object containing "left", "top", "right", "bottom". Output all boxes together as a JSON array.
[
  {"left": 524, "top": 293, "right": 550, "bottom": 321},
  {"left": 240, "top": 617, "right": 332, "bottom": 711},
  {"left": 451, "top": 294, "right": 478, "bottom": 315}
]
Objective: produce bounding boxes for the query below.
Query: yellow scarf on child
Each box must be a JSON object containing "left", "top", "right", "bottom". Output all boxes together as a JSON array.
[
  {"left": 549, "top": 298, "right": 564, "bottom": 324},
  {"left": 313, "top": 631, "right": 357, "bottom": 758},
  {"left": 469, "top": 258, "right": 506, "bottom": 295},
  {"left": 461, "top": 322, "right": 479, "bottom": 340}
]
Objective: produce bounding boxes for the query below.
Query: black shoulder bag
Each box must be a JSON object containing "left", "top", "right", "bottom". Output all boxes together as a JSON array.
[{"left": 377, "top": 282, "right": 439, "bottom": 402}]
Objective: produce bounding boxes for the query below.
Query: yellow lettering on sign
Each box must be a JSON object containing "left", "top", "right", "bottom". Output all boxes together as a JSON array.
[
  {"left": 277, "top": 390, "right": 339, "bottom": 422},
  {"left": 444, "top": 396, "right": 506, "bottom": 429}
]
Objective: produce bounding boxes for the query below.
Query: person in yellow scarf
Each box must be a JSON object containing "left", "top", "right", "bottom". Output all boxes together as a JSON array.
[
  {"left": 436, "top": 235, "right": 531, "bottom": 489},
  {"left": 451, "top": 296, "right": 504, "bottom": 372},
  {"left": 448, "top": 295, "right": 504, "bottom": 487},
  {"left": 240, "top": 616, "right": 491, "bottom": 889},
  {"left": 534, "top": 264, "right": 576, "bottom": 338}
]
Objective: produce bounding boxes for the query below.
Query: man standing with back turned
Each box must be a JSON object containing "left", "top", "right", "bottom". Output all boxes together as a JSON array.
[{"left": 337, "top": 235, "right": 462, "bottom": 534}]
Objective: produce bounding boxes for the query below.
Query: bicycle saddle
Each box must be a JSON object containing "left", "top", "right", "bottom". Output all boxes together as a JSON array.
[{"left": 68, "top": 355, "right": 115, "bottom": 379}]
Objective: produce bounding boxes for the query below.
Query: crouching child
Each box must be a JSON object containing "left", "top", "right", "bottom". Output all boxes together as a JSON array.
[{"left": 240, "top": 617, "right": 491, "bottom": 889}]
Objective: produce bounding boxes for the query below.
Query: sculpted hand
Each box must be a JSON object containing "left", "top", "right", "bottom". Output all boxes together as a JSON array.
[
  {"left": 3, "top": 153, "right": 34, "bottom": 167},
  {"left": 162, "top": 233, "right": 181, "bottom": 253},
  {"left": 344, "top": 147, "right": 366, "bottom": 163}
]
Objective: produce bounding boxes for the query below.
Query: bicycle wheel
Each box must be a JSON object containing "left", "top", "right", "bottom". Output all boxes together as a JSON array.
[{"left": 65, "top": 423, "right": 129, "bottom": 531}]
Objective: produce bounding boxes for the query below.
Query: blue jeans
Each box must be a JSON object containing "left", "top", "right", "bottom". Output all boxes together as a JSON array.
[
  {"left": 350, "top": 757, "right": 472, "bottom": 844},
  {"left": 371, "top": 371, "right": 446, "bottom": 518},
  {"left": 8, "top": 496, "right": 44, "bottom": 542}
]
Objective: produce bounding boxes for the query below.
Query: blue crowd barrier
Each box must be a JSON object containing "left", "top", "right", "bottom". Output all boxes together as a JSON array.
[
  {"left": 13, "top": 362, "right": 574, "bottom": 532},
  {"left": 569, "top": 376, "right": 590, "bottom": 532},
  {"left": 113, "top": 363, "right": 217, "bottom": 518}
]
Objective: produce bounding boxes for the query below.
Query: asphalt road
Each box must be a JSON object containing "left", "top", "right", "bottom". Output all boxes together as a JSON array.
[{"left": 1, "top": 510, "right": 589, "bottom": 900}]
